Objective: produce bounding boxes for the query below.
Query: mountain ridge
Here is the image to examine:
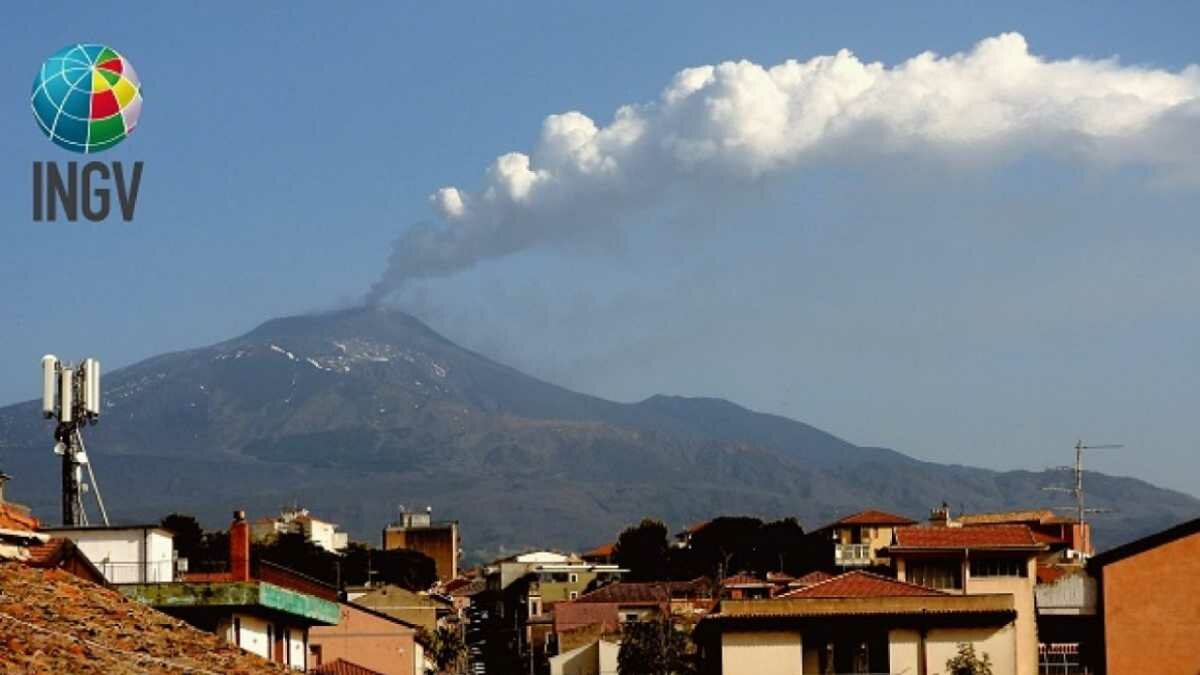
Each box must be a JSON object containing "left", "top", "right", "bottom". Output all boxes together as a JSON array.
[{"left": 0, "top": 305, "right": 1194, "bottom": 560}]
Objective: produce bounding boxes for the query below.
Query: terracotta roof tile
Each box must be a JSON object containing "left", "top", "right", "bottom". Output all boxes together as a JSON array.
[
  {"left": 892, "top": 525, "right": 1043, "bottom": 549},
  {"left": 791, "top": 571, "right": 833, "bottom": 586},
  {"left": 722, "top": 574, "right": 769, "bottom": 588},
  {"left": 23, "top": 538, "right": 68, "bottom": 567},
  {"left": 312, "top": 658, "right": 385, "bottom": 675},
  {"left": 827, "top": 510, "right": 916, "bottom": 528},
  {"left": 0, "top": 504, "right": 39, "bottom": 533},
  {"left": 575, "top": 579, "right": 709, "bottom": 603},
  {"left": 956, "top": 509, "right": 1057, "bottom": 525},
  {"left": 779, "top": 571, "right": 946, "bottom": 599},
  {"left": 583, "top": 542, "right": 616, "bottom": 557},
  {"left": 0, "top": 562, "right": 280, "bottom": 673}
]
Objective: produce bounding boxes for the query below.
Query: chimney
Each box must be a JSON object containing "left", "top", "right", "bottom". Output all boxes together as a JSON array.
[
  {"left": 929, "top": 502, "right": 951, "bottom": 527},
  {"left": 230, "top": 510, "right": 251, "bottom": 581},
  {"left": 0, "top": 473, "right": 9, "bottom": 504}
]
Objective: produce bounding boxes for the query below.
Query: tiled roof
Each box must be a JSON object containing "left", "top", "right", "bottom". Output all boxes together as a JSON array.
[
  {"left": 1036, "top": 565, "right": 1069, "bottom": 585},
  {"left": 0, "top": 503, "right": 39, "bottom": 533},
  {"left": 956, "top": 509, "right": 1057, "bottom": 525},
  {"left": 575, "top": 579, "right": 708, "bottom": 604},
  {"left": 779, "top": 571, "right": 946, "bottom": 599},
  {"left": 583, "top": 542, "right": 616, "bottom": 557},
  {"left": 791, "top": 571, "right": 833, "bottom": 586},
  {"left": 312, "top": 658, "right": 385, "bottom": 675},
  {"left": 826, "top": 510, "right": 916, "bottom": 528},
  {"left": 0, "top": 562, "right": 279, "bottom": 673},
  {"left": 891, "top": 525, "right": 1044, "bottom": 549},
  {"left": 24, "top": 539, "right": 71, "bottom": 567},
  {"left": 722, "top": 574, "right": 769, "bottom": 588}
]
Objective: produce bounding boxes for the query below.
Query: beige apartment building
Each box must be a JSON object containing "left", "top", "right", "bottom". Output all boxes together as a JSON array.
[{"left": 696, "top": 570, "right": 1019, "bottom": 675}]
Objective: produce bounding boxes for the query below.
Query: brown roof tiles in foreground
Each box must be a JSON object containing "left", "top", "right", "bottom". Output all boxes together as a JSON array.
[
  {"left": 0, "top": 562, "right": 281, "bottom": 673},
  {"left": 778, "top": 571, "right": 946, "bottom": 599}
]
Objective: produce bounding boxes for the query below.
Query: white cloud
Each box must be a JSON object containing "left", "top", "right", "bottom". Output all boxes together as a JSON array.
[{"left": 367, "top": 33, "right": 1200, "bottom": 302}]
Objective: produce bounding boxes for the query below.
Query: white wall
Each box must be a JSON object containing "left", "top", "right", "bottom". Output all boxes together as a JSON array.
[
  {"left": 286, "top": 626, "right": 307, "bottom": 670},
  {"left": 721, "top": 631, "right": 803, "bottom": 675},
  {"left": 54, "top": 527, "right": 174, "bottom": 583}
]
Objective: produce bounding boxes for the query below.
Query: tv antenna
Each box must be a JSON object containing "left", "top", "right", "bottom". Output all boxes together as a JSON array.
[
  {"left": 41, "top": 355, "right": 109, "bottom": 526},
  {"left": 1043, "top": 439, "right": 1123, "bottom": 528}
]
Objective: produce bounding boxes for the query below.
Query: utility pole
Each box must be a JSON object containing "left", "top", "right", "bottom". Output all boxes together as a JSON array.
[
  {"left": 1045, "top": 439, "right": 1123, "bottom": 529},
  {"left": 41, "top": 355, "right": 108, "bottom": 526}
]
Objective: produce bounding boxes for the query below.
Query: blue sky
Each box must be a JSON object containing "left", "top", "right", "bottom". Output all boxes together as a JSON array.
[{"left": 3, "top": 3, "right": 1200, "bottom": 496}]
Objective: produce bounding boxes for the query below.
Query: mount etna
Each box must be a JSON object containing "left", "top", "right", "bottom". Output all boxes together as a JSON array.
[{"left": 0, "top": 306, "right": 1194, "bottom": 561}]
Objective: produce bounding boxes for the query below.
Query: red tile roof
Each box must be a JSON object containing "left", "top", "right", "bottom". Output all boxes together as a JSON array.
[
  {"left": 826, "top": 510, "right": 916, "bottom": 528},
  {"left": 891, "top": 525, "right": 1044, "bottom": 550},
  {"left": 1036, "top": 566, "right": 1069, "bottom": 585},
  {"left": 0, "top": 563, "right": 279, "bottom": 673},
  {"left": 956, "top": 509, "right": 1057, "bottom": 525},
  {"left": 791, "top": 571, "right": 833, "bottom": 586},
  {"left": 575, "top": 579, "right": 709, "bottom": 604},
  {"left": 0, "top": 503, "right": 39, "bottom": 533},
  {"left": 22, "top": 538, "right": 67, "bottom": 567},
  {"left": 779, "top": 571, "right": 946, "bottom": 599},
  {"left": 583, "top": 542, "right": 616, "bottom": 558},
  {"left": 722, "top": 574, "right": 769, "bottom": 588},
  {"left": 312, "top": 658, "right": 385, "bottom": 675}
]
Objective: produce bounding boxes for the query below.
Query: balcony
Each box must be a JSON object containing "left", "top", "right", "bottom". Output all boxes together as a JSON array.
[{"left": 834, "top": 543, "right": 872, "bottom": 566}]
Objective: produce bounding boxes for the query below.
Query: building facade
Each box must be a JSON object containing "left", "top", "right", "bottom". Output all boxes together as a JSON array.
[
  {"left": 43, "top": 523, "right": 175, "bottom": 583},
  {"left": 382, "top": 508, "right": 460, "bottom": 582},
  {"left": 1089, "top": 517, "right": 1200, "bottom": 675},
  {"left": 308, "top": 601, "right": 423, "bottom": 675},
  {"left": 696, "top": 571, "right": 1020, "bottom": 675}
]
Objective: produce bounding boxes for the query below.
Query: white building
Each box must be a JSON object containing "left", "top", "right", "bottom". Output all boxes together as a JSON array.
[
  {"left": 43, "top": 524, "right": 175, "bottom": 584},
  {"left": 252, "top": 507, "right": 349, "bottom": 553}
]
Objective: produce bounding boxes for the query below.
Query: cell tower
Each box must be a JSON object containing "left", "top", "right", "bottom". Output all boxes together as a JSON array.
[
  {"left": 1044, "top": 439, "right": 1123, "bottom": 528},
  {"left": 40, "top": 355, "right": 109, "bottom": 527}
]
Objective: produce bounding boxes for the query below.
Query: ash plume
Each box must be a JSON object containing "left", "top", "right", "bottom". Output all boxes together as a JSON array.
[{"left": 366, "top": 32, "right": 1200, "bottom": 304}]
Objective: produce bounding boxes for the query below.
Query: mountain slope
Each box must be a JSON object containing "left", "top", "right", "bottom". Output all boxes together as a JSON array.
[{"left": 0, "top": 306, "right": 1194, "bottom": 560}]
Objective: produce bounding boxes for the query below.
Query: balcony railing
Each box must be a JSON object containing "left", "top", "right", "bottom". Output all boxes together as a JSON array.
[
  {"left": 834, "top": 543, "right": 872, "bottom": 566},
  {"left": 98, "top": 560, "right": 174, "bottom": 584}
]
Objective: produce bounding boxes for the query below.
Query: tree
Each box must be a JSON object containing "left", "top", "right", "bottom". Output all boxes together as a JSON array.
[
  {"left": 160, "top": 513, "right": 228, "bottom": 572},
  {"left": 614, "top": 519, "right": 670, "bottom": 581},
  {"left": 424, "top": 625, "right": 466, "bottom": 674},
  {"left": 946, "top": 643, "right": 994, "bottom": 675},
  {"left": 617, "top": 616, "right": 695, "bottom": 675},
  {"left": 160, "top": 514, "right": 203, "bottom": 561}
]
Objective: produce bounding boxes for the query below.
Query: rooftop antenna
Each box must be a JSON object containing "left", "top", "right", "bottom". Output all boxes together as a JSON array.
[
  {"left": 41, "top": 355, "right": 109, "bottom": 526},
  {"left": 1044, "top": 439, "right": 1123, "bottom": 528}
]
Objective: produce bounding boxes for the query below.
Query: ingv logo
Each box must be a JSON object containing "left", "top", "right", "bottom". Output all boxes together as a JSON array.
[{"left": 30, "top": 43, "right": 145, "bottom": 222}]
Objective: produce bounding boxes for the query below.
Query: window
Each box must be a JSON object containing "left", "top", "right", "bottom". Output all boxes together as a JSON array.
[
  {"left": 907, "top": 559, "right": 962, "bottom": 590},
  {"left": 528, "top": 597, "right": 542, "bottom": 616},
  {"left": 970, "top": 557, "right": 1027, "bottom": 578},
  {"left": 569, "top": 573, "right": 579, "bottom": 583},
  {"left": 569, "top": 591, "right": 579, "bottom": 600},
  {"left": 309, "top": 644, "right": 322, "bottom": 668},
  {"left": 621, "top": 612, "right": 641, "bottom": 623}
]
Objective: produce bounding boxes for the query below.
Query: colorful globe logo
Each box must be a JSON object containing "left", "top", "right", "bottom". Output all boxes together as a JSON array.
[{"left": 31, "top": 44, "right": 143, "bottom": 154}]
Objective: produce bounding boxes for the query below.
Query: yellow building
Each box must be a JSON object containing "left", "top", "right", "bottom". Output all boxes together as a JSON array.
[
  {"left": 813, "top": 509, "right": 917, "bottom": 569},
  {"left": 696, "top": 570, "right": 1018, "bottom": 675},
  {"left": 886, "top": 522, "right": 1047, "bottom": 675}
]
